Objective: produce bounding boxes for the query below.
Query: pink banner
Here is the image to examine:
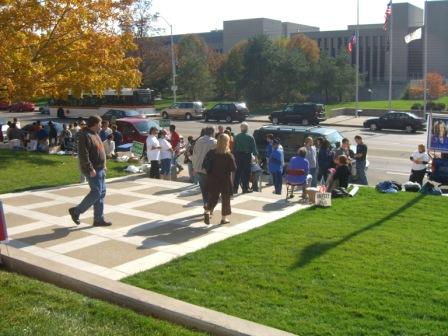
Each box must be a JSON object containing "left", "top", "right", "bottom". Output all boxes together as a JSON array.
[{"left": 0, "top": 201, "right": 8, "bottom": 242}]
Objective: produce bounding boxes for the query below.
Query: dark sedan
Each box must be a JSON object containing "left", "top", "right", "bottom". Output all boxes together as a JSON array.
[
  {"left": 203, "top": 102, "right": 249, "bottom": 123},
  {"left": 363, "top": 112, "right": 426, "bottom": 132}
]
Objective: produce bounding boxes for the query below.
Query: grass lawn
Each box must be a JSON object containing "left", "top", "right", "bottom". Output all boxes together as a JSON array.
[
  {"left": 0, "top": 268, "right": 205, "bottom": 336},
  {"left": 0, "top": 149, "right": 131, "bottom": 194},
  {"left": 124, "top": 188, "right": 448, "bottom": 335}
]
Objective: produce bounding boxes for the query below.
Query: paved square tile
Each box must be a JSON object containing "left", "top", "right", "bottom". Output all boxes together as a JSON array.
[
  {"left": 107, "top": 181, "right": 142, "bottom": 190},
  {"left": 209, "top": 211, "right": 255, "bottom": 227},
  {"left": 11, "top": 226, "right": 91, "bottom": 248},
  {"left": 235, "top": 200, "right": 292, "bottom": 212},
  {"left": 135, "top": 201, "right": 190, "bottom": 216},
  {"left": 49, "top": 187, "right": 90, "bottom": 198},
  {"left": 82, "top": 212, "right": 149, "bottom": 228},
  {"left": 4, "top": 213, "right": 37, "bottom": 227},
  {"left": 105, "top": 194, "right": 142, "bottom": 206},
  {"left": 34, "top": 203, "right": 73, "bottom": 217},
  {"left": 150, "top": 225, "right": 211, "bottom": 244},
  {"left": 2, "top": 195, "right": 53, "bottom": 207},
  {"left": 66, "top": 240, "right": 157, "bottom": 268},
  {"left": 132, "top": 186, "right": 173, "bottom": 196}
]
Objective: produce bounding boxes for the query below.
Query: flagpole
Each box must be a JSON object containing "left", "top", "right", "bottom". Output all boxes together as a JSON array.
[
  {"left": 388, "top": 0, "right": 393, "bottom": 112},
  {"left": 355, "top": 0, "right": 360, "bottom": 112},
  {"left": 423, "top": 0, "right": 428, "bottom": 120}
]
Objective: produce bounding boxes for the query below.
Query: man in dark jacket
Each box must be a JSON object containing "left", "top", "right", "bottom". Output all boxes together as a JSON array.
[{"left": 69, "top": 116, "right": 111, "bottom": 226}]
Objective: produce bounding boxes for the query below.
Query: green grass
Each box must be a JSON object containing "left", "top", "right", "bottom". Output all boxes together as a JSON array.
[
  {"left": 327, "top": 97, "right": 448, "bottom": 116},
  {"left": 124, "top": 189, "right": 448, "bottom": 335},
  {"left": 0, "top": 268, "right": 205, "bottom": 336},
  {"left": 0, "top": 149, "right": 131, "bottom": 194}
]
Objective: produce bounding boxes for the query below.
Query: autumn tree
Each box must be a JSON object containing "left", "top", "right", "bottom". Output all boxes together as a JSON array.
[
  {"left": 216, "top": 41, "right": 247, "bottom": 99},
  {"left": 426, "top": 72, "right": 446, "bottom": 99},
  {"left": 0, "top": 0, "right": 142, "bottom": 101},
  {"left": 287, "top": 34, "right": 320, "bottom": 64},
  {"left": 177, "top": 35, "right": 213, "bottom": 100}
]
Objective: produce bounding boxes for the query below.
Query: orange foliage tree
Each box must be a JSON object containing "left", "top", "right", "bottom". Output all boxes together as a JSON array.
[{"left": 0, "top": 0, "right": 141, "bottom": 101}]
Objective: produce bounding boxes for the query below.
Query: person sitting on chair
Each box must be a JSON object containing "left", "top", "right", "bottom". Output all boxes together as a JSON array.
[
  {"left": 285, "top": 147, "right": 310, "bottom": 199},
  {"left": 327, "top": 155, "right": 350, "bottom": 191}
]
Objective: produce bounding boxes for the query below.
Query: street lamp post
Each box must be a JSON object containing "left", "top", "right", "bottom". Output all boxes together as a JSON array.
[{"left": 158, "top": 16, "right": 177, "bottom": 105}]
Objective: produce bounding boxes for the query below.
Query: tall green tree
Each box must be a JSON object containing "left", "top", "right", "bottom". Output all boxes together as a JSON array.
[
  {"left": 177, "top": 35, "right": 213, "bottom": 100},
  {"left": 216, "top": 42, "right": 247, "bottom": 99},
  {"left": 242, "top": 35, "right": 280, "bottom": 104}
]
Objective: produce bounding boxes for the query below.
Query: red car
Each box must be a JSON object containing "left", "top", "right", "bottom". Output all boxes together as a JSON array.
[
  {"left": 116, "top": 118, "right": 161, "bottom": 144},
  {"left": 9, "top": 102, "right": 35, "bottom": 112},
  {"left": 0, "top": 101, "right": 10, "bottom": 110}
]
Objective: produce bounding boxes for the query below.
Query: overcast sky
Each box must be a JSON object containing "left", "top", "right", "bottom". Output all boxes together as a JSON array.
[{"left": 151, "top": 0, "right": 427, "bottom": 35}]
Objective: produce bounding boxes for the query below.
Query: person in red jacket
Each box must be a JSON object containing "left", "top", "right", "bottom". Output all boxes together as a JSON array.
[{"left": 169, "top": 124, "right": 184, "bottom": 173}]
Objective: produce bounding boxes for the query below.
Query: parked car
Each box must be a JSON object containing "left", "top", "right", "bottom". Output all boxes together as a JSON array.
[
  {"left": 203, "top": 102, "right": 249, "bottom": 123},
  {"left": 160, "top": 102, "right": 204, "bottom": 120},
  {"left": 363, "top": 112, "right": 426, "bottom": 132},
  {"left": 269, "top": 103, "right": 326, "bottom": 126},
  {"left": 102, "top": 109, "right": 143, "bottom": 124},
  {"left": 0, "top": 118, "right": 7, "bottom": 142},
  {"left": 253, "top": 125, "right": 344, "bottom": 162},
  {"left": 9, "top": 102, "right": 35, "bottom": 112},
  {"left": 0, "top": 101, "right": 10, "bottom": 111},
  {"left": 115, "top": 118, "right": 161, "bottom": 144}
]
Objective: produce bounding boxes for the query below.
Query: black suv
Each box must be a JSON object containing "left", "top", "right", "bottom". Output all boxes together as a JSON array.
[
  {"left": 269, "top": 103, "right": 326, "bottom": 126},
  {"left": 253, "top": 125, "right": 343, "bottom": 162},
  {"left": 204, "top": 102, "right": 249, "bottom": 123},
  {"left": 363, "top": 112, "right": 426, "bottom": 132}
]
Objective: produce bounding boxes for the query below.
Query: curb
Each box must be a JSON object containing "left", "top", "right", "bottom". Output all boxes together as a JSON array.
[{"left": 1, "top": 245, "right": 296, "bottom": 336}]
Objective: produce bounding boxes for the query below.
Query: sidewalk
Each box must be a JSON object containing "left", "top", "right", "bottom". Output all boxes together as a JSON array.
[
  {"left": 247, "top": 115, "right": 370, "bottom": 128},
  {"left": 2, "top": 176, "right": 309, "bottom": 281}
]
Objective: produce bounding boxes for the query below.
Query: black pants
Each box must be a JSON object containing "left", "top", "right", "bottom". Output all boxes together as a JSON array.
[
  {"left": 233, "top": 152, "right": 251, "bottom": 193},
  {"left": 150, "top": 160, "right": 160, "bottom": 179},
  {"left": 410, "top": 169, "right": 426, "bottom": 186}
]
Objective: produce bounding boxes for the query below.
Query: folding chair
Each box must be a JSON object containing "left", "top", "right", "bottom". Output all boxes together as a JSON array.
[{"left": 285, "top": 168, "right": 309, "bottom": 201}]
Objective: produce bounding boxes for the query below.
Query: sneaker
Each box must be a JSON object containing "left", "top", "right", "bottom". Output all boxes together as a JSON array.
[
  {"left": 204, "top": 213, "right": 210, "bottom": 225},
  {"left": 68, "top": 207, "right": 80, "bottom": 225},
  {"left": 93, "top": 219, "right": 112, "bottom": 227}
]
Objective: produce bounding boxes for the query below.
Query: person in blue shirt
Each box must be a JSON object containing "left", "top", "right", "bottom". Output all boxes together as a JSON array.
[
  {"left": 111, "top": 124, "right": 122, "bottom": 147},
  {"left": 99, "top": 120, "right": 112, "bottom": 142},
  {"left": 265, "top": 133, "right": 274, "bottom": 185},
  {"left": 286, "top": 147, "right": 310, "bottom": 199},
  {"left": 269, "top": 139, "right": 284, "bottom": 195}
]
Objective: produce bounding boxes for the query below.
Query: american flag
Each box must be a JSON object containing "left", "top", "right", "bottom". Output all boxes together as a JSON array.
[
  {"left": 384, "top": 1, "right": 392, "bottom": 31},
  {"left": 347, "top": 33, "right": 356, "bottom": 54}
]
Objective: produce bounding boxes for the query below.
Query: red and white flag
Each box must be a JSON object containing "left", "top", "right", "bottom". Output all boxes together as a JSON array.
[
  {"left": 347, "top": 33, "right": 356, "bottom": 54},
  {"left": 384, "top": 1, "right": 392, "bottom": 31},
  {"left": 0, "top": 201, "right": 8, "bottom": 242}
]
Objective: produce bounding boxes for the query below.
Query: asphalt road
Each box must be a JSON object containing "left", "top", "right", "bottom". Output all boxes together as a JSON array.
[{"left": 1, "top": 111, "right": 427, "bottom": 186}]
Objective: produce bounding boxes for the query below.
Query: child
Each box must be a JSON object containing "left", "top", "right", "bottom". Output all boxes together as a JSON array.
[{"left": 250, "top": 154, "right": 263, "bottom": 192}]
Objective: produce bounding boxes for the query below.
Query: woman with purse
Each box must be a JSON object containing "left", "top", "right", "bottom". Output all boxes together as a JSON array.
[{"left": 203, "top": 134, "right": 237, "bottom": 225}]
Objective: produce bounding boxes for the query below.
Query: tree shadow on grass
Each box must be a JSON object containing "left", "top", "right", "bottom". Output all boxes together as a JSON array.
[
  {"left": 291, "top": 193, "right": 425, "bottom": 269},
  {"left": 0, "top": 149, "right": 62, "bottom": 168}
]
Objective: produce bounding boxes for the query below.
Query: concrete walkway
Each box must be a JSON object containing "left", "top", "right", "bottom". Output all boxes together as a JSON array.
[{"left": 2, "top": 176, "right": 308, "bottom": 281}]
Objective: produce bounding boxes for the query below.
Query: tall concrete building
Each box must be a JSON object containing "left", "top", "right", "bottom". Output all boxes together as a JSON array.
[{"left": 151, "top": 1, "right": 448, "bottom": 99}]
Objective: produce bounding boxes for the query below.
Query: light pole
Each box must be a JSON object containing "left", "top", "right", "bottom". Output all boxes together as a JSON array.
[{"left": 157, "top": 15, "right": 177, "bottom": 104}]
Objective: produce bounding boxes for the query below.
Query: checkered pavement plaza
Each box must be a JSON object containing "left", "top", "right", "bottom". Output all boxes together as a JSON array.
[{"left": 1, "top": 176, "right": 308, "bottom": 280}]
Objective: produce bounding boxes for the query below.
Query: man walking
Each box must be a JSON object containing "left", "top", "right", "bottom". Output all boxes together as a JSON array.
[
  {"left": 233, "top": 122, "right": 258, "bottom": 193},
  {"left": 354, "top": 135, "right": 368, "bottom": 185},
  {"left": 191, "top": 126, "right": 217, "bottom": 207},
  {"left": 146, "top": 127, "right": 161, "bottom": 179},
  {"left": 69, "top": 116, "right": 111, "bottom": 226}
]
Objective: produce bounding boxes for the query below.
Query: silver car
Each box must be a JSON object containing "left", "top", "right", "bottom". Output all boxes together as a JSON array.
[{"left": 160, "top": 102, "right": 204, "bottom": 120}]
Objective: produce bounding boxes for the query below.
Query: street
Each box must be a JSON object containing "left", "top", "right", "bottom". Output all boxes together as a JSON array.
[{"left": 1, "top": 111, "right": 427, "bottom": 186}]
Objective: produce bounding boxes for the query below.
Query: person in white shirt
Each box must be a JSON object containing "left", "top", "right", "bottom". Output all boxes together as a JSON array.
[
  {"left": 409, "top": 144, "right": 430, "bottom": 186},
  {"left": 158, "top": 129, "right": 173, "bottom": 180},
  {"left": 146, "top": 127, "right": 161, "bottom": 179},
  {"left": 103, "top": 133, "right": 116, "bottom": 159},
  {"left": 191, "top": 126, "right": 217, "bottom": 207}
]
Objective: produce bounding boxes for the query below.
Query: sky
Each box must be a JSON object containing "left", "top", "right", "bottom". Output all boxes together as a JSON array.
[{"left": 151, "top": 0, "right": 427, "bottom": 35}]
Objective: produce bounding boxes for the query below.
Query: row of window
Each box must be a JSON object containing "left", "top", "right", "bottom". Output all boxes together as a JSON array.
[{"left": 317, "top": 35, "right": 387, "bottom": 50}]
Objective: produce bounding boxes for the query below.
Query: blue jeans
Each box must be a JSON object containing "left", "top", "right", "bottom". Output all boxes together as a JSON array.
[
  {"left": 309, "top": 167, "right": 317, "bottom": 187},
  {"left": 197, "top": 172, "right": 208, "bottom": 206},
  {"left": 272, "top": 171, "right": 283, "bottom": 194},
  {"left": 74, "top": 169, "right": 106, "bottom": 222},
  {"left": 356, "top": 159, "right": 368, "bottom": 185},
  {"left": 188, "top": 162, "right": 198, "bottom": 184}
]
